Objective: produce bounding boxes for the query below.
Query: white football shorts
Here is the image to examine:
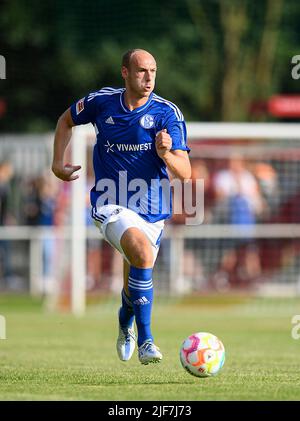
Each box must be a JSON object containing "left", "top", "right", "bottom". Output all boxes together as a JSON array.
[{"left": 92, "top": 204, "right": 164, "bottom": 264}]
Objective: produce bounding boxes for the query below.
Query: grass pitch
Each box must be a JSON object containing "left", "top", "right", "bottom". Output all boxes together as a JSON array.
[{"left": 0, "top": 294, "right": 300, "bottom": 401}]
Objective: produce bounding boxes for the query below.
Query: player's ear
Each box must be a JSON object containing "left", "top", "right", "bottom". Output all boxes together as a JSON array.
[{"left": 121, "top": 66, "right": 128, "bottom": 79}]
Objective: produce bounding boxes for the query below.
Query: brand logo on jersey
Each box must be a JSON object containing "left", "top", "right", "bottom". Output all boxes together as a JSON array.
[
  {"left": 104, "top": 140, "right": 114, "bottom": 152},
  {"left": 105, "top": 116, "right": 115, "bottom": 124},
  {"left": 140, "top": 114, "right": 155, "bottom": 129},
  {"left": 117, "top": 143, "right": 152, "bottom": 152},
  {"left": 76, "top": 98, "right": 85, "bottom": 114},
  {"left": 104, "top": 141, "right": 152, "bottom": 153}
]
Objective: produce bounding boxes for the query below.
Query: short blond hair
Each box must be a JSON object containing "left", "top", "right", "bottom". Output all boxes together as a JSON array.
[{"left": 122, "top": 49, "right": 151, "bottom": 68}]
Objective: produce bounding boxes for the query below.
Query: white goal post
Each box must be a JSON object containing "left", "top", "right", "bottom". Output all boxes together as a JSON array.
[{"left": 71, "top": 126, "right": 87, "bottom": 316}]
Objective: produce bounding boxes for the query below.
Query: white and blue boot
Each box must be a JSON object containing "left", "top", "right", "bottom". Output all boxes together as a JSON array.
[
  {"left": 116, "top": 309, "right": 136, "bottom": 361},
  {"left": 138, "top": 340, "right": 162, "bottom": 365}
]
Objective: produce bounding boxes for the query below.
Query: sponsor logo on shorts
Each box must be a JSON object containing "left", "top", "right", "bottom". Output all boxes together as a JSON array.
[{"left": 111, "top": 208, "right": 123, "bottom": 216}]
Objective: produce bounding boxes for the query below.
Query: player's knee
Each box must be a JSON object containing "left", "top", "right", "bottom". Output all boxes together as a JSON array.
[
  {"left": 131, "top": 250, "right": 153, "bottom": 268},
  {"left": 120, "top": 228, "right": 153, "bottom": 268},
  {"left": 126, "top": 244, "right": 153, "bottom": 268}
]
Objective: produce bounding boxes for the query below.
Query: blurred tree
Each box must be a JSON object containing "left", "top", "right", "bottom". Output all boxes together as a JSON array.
[
  {"left": 220, "top": 0, "right": 284, "bottom": 120},
  {"left": 186, "top": 0, "right": 292, "bottom": 121},
  {"left": 0, "top": 0, "right": 299, "bottom": 132}
]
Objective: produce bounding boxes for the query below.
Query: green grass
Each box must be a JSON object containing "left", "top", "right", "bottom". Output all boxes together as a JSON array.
[{"left": 0, "top": 294, "right": 300, "bottom": 400}]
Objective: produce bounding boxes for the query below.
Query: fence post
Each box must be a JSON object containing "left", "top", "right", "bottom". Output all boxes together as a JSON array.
[
  {"left": 29, "top": 235, "right": 43, "bottom": 296},
  {"left": 169, "top": 228, "right": 185, "bottom": 295},
  {"left": 71, "top": 126, "right": 87, "bottom": 316}
]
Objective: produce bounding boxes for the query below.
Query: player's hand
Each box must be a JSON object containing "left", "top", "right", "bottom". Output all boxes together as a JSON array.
[
  {"left": 155, "top": 129, "right": 172, "bottom": 159},
  {"left": 52, "top": 163, "right": 81, "bottom": 181}
]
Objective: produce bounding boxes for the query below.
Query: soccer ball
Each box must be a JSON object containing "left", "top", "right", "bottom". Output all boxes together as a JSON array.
[{"left": 179, "top": 332, "right": 225, "bottom": 378}]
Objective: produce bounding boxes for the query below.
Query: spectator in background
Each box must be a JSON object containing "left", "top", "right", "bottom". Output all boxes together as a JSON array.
[
  {"left": 251, "top": 161, "right": 279, "bottom": 213},
  {"left": 213, "top": 155, "right": 264, "bottom": 224},
  {"left": 23, "top": 178, "right": 41, "bottom": 226},
  {"left": 171, "top": 158, "right": 212, "bottom": 225},
  {"left": 38, "top": 171, "right": 59, "bottom": 293},
  {"left": 0, "top": 160, "right": 14, "bottom": 225},
  {"left": 0, "top": 160, "right": 14, "bottom": 285},
  {"left": 168, "top": 158, "right": 212, "bottom": 291},
  {"left": 190, "top": 159, "right": 214, "bottom": 223},
  {"left": 211, "top": 155, "right": 264, "bottom": 289}
]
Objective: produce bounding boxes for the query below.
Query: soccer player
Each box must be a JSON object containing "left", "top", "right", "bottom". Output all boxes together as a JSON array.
[{"left": 52, "top": 49, "right": 191, "bottom": 364}]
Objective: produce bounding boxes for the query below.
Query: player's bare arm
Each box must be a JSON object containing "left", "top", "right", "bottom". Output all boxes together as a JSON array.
[
  {"left": 155, "top": 129, "right": 191, "bottom": 181},
  {"left": 52, "top": 108, "right": 81, "bottom": 182}
]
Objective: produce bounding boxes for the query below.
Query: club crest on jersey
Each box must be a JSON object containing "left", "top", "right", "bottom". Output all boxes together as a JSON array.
[
  {"left": 140, "top": 114, "right": 155, "bottom": 129},
  {"left": 76, "top": 98, "right": 85, "bottom": 115}
]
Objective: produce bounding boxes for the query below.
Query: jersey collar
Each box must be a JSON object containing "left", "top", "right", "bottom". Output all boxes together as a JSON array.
[{"left": 120, "top": 91, "right": 153, "bottom": 113}]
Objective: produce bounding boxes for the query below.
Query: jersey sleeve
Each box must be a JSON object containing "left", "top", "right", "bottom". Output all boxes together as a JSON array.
[
  {"left": 70, "top": 93, "right": 98, "bottom": 125},
  {"left": 163, "top": 107, "right": 190, "bottom": 153}
]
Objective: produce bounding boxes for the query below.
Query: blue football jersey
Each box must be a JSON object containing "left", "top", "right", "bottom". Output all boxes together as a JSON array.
[{"left": 70, "top": 87, "right": 190, "bottom": 223}]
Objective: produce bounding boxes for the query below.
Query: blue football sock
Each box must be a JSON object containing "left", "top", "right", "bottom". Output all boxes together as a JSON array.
[
  {"left": 119, "top": 288, "right": 135, "bottom": 329},
  {"left": 128, "top": 266, "right": 153, "bottom": 347}
]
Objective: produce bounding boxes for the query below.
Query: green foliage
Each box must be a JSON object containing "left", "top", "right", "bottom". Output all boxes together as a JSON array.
[{"left": 0, "top": 0, "right": 300, "bottom": 131}]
